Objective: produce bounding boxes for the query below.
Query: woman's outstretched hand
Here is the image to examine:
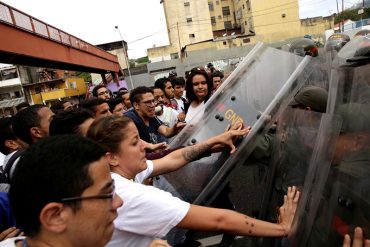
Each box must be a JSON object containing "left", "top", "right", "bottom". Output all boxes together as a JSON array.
[
  {"left": 278, "top": 186, "right": 300, "bottom": 236},
  {"left": 343, "top": 227, "right": 370, "bottom": 247}
]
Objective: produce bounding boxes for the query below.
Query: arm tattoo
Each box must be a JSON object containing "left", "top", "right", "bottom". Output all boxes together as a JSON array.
[{"left": 182, "top": 142, "right": 211, "bottom": 162}]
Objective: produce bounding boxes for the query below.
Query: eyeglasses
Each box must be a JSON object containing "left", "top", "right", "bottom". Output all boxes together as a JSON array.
[
  {"left": 141, "top": 99, "right": 157, "bottom": 107},
  {"left": 61, "top": 185, "right": 115, "bottom": 203}
]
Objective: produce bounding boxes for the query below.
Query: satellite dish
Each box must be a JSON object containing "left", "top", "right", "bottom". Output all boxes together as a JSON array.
[
  {"left": 231, "top": 32, "right": 235, "bottom": 35},
  {"left": 222, "top": 33, "right": 227, "bottom": 37}
]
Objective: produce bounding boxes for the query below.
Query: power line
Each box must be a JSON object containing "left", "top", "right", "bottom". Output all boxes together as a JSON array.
[
  {"left": 127, "top": 0, "right": 335, "bottom": 46},
  {"left": 128, "top": 29, "right": 167, "bottom": 44}
]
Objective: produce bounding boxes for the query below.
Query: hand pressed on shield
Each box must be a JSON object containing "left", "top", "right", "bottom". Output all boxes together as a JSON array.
[
  {"left": 343, "top": 227, "right": 370, "bottom": 247},
  {"left": 278, "top": 186, "right": 300, "bottom": 236},
  {"left": 209, "top": 125, "right": 250, "bottom": 154}
]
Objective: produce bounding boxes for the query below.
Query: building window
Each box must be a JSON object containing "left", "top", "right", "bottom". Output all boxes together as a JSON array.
[
  {"left": 222, "top": 6, "right": 230, "bottom": 16},
  {"left": 0, "top": 68, "right": 18, "bottom": 81},
  {"left": 208, "top": 2, "right": 214, "bottom": 11},
  {"left": 243, "top": 38, "right": 250, "bottom": 43},
  {"left": 184, "top": 2, "right": 190, "bottom": 6},
  {"left": 245, "top": 20, "right": 248, "bottom": 25},
  {"left": 216, "top": 0, "right": 220, "bottom": 4},
  {"left": 246, "top": 0, "right": 251, "bottom": 11},
  {"left": 14, "top": 91, "right": 21, "bottom": 97},
  {"left": 0, "top": 93, "right": 11, "bottom": 100},
  {"left": 35, "top": 86, "right": 42, "bottom": 94},
  {"left": 187, "top": 17, "right": 192, "bottom": 23},
  {"left": 211, "top": 16, "right": 216, "bottom": 25},
  {"left": 243, "top": 4, "right": 245, "bottom": 9},
  {"left": 189, "top": 33, "right": 195, "bottom": 38},
  {"left": 170, "top": 53, "right": 179, "bottom": 59},
  {"left": 223, "top": 41, "right": 227, "bottom": 45},
  {"left": 218, "top": 15, "right": 222, "bottom": 19},
  {"left": 224, "top": 21, "right": 232, "bottom": 29}
]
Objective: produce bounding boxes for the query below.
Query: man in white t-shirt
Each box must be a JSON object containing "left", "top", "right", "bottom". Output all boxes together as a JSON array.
[{"left": 153, "top": 87, "right": 180, "bottom": 128}]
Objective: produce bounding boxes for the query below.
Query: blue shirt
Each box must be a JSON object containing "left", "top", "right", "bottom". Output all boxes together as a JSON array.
[{"left": 124, "top": 109, "right": 167, "bottom": 144}]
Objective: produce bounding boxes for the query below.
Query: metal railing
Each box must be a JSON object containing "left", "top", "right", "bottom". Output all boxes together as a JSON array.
[
  {"left": 0, "top": 1, "right": 117, "bottom": 61},
  {"left": 0, "top": 96, "right": 25, "bottom": 108}
]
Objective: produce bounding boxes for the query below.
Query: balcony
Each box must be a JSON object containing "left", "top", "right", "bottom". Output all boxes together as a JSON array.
[
  {"left": 0, "top": 77, "right": 22, "bottom": 87},
  {"left": 40, "top": 88, "right": 81, "bottom": 102},
  {"left": 0, "top": 96, "right": 25, "bottom": 108}
]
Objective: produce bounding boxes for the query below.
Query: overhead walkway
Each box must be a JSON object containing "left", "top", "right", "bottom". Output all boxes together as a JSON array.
[{"left": 0, "top": 1, "right": 120, "bottom": 75}]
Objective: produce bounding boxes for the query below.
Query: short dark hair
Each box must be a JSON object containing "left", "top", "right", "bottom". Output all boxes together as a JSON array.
[
  {"left": 129, "top": 86, "right": 153, "bottom": 106},
  {"left": 211, "top": 71, "right": 224, "bottom": 80},
  {"left": 107, "top": 98, "right": 123, "bottom": 113},
  {"left": 92, "top": 85, "right": 107, "bottom": 97},
  {"left": 9, "top": 135, "right": 105, "bottom": 237},
  {"left": 79, "top": 98, "right": 106, "bottom": 115},
  {"left": 171, "top": 77, "right": 185, "bottom": 87},
  {"left": 154, "top": 77, "right": 170, "bottom": 92},
  {"left": 49, "top": 100, "right": 69, "bottom": 114},
  {"left": 0, "top": 117, "right": 16, "bottom": 154},
  {"left": 12, "top": 105, "right": 45, "bottom": 145},
  {"left": 15, "top": 102, "right": 30, "bottom": 111},
  {"left": 185, "top": 67, "right": 213, "bottom": 103},
  {"left": 87, "top": 115, "right": 133, "bottom": 154},
  {"left": 49, "top": 108, "right": 94, "bottom": 136}
]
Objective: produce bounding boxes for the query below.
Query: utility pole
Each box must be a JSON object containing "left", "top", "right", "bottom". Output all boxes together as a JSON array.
[
  {"left": 176, "top": 22, "right": 182, "bottom": 59},
  {"left": 361, "top": 0, "right": 365, "bottom": 26},
  {"left": 115, "top": 26, "right": 134, "bottom": 90},
  {"left": 342, "top": 0, "right": 344, "bottom": 32},
  {"left": 336, "top": 0, "right": 340, "bottom": 31}
]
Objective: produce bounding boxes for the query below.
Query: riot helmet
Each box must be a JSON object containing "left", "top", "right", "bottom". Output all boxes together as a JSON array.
[
  {"left": 354, "top": 29, "right": 370, "bottom": 37},
  {"left": 289, "top": 38, "right": 318, "bottom": 57},
  {"left": 336, "top": 34, "right": 370, "bottom": 64},
  {"left": 324, "top": 33, "right": 350, "bottom": 53}
]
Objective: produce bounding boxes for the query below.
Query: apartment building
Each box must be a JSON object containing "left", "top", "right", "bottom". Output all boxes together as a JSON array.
[{"left": 149, "top": 0, "right": 330, "bottom": 62}]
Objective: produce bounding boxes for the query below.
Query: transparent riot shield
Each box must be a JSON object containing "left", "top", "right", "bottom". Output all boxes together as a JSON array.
[
  {"left": 289, "top": 36, "right": 370, "bottom": 246},
  {"left": 258, "top": 108, "right": 325, "bottom": 220},
  {"left": 163, "top": 42, "right": 312, "bottom": 203}
]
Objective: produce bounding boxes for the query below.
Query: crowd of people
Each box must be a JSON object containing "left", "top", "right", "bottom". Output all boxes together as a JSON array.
[{"left": 0, "top": 47, "right": 369, "bottom": 247}]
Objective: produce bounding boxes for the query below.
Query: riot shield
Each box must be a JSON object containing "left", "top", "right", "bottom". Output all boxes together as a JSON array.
[
  {"left": 163, "top": 43, "right": 312, "bottom": 203},
  {"left": 258, "top": 108, "right": 325, "bottom": 219},
  {"left": 289, "top": 36, "right": 370, "bottom": 246}
]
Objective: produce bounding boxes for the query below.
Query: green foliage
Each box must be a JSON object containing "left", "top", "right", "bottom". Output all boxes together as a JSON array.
[
  {"left": 75, "top": 72, "right": 92, "bottom": 82},
  {"left": 334, "top": 7, "right": 370, "bottom": 24},
  {"left": 136, "top": 56, "right": 149, "bottom": 64}
]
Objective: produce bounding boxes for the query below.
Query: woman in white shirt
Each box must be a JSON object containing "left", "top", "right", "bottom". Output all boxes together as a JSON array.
[
  {"left": 184, "top": 68, "right": 213, "bottom": 123},
  {"left": 87, "top": 116, "right": 299, "bottom": 247}
]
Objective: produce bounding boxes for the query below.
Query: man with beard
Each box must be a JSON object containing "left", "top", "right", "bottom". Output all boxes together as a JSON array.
[
  {"left": 154, "top": 78, "right": 177, "bottom": 110},
  {"left": 152, "top": 87, "right": 182, "bottom": 128}
]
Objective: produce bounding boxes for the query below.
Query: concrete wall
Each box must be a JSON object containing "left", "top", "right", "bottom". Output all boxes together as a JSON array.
[{"left": 142, "top": 44, "right": 255, "bottom": 87}]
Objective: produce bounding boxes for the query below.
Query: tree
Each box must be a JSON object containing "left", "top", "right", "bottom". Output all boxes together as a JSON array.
[
  {"left": 334, "top": 7, "right": 370, "bottom": 24},
  {"left": 75, "top": 72, "right": 92, "bottom": 83},
  {"left": 136, "top": 56, "right": 149, "bottom": 64}
]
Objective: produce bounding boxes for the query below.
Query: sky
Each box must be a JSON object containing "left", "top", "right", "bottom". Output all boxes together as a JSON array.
[{"left": 1, "top": 0, "right": 363, "bottom": 59}]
